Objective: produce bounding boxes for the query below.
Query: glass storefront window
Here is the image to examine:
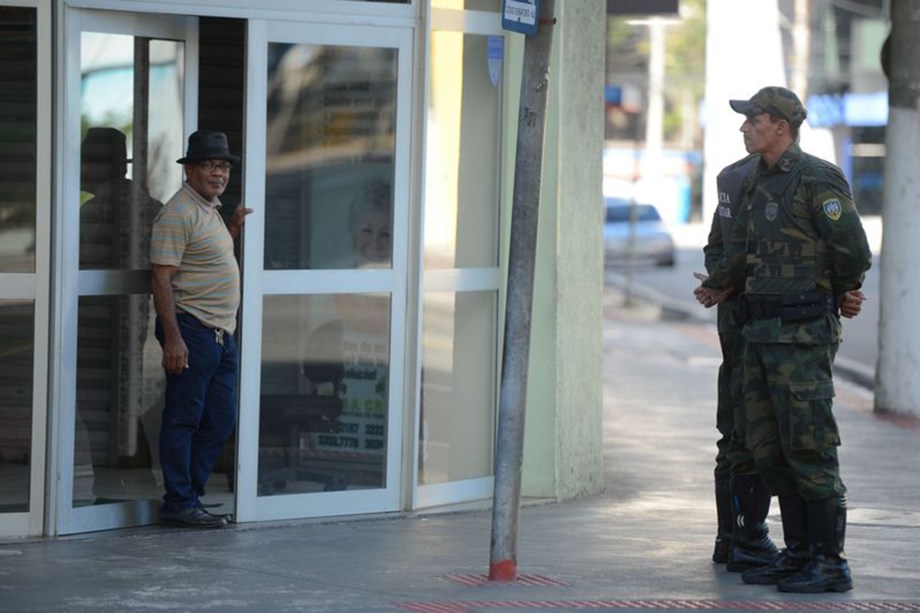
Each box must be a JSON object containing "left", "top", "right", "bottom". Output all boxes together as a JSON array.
[
  {"left": 259, "top": 293, "right": 391, "bottom": 495},
  {"left": 264, "top": 44, "right": 397, "bottom": 271},
  {"left": 0, "top": 300, "right": 34, "bottom": 513},
  {"left": 420, "top": 24, "right": 503, "bottom": 493},
  {"left": 74, "top": 295, "right": 164, "bottom": 506},
  {"left": 0, "top": 6, "right": 38, "bottom": 516},
  {"left": 419, "top": 291, "right": 496, "bottom": 485},
  {"left": 73, "top": 31, "right": 197, "bottom": 510},
  {"left": 0, "top": 7, "right": 37, "bottom": 274},
  {"left": 425, "top": 32, "right": 502, "bottom": 269},
  {"left": 79, "top": 33, "right": 184, "bottom": 270}
]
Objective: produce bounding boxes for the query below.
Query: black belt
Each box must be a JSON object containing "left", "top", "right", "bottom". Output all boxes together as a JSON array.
[{"left": 741, "top": 292, "right": 838, "bottom": 322}]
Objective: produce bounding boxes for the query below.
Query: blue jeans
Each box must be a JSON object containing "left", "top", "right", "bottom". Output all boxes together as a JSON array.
[{"left": 156, "top": 313, "right": 238, "bottom": 514}]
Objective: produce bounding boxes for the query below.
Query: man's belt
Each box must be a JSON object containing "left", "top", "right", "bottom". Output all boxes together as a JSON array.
[{"left": 740, "top": 292, "right": 838, "bottom": 323}]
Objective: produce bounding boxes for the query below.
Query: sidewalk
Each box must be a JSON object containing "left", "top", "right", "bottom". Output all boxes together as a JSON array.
[{"left": 1, "top": 283, "right": 919, "bottom": 612}]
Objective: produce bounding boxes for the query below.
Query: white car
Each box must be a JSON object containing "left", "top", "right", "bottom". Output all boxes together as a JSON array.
[{"left": 603, "top": 197, "right": 676, "bottom": 267}]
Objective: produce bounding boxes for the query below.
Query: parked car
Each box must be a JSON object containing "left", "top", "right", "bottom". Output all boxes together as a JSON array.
[{"left": 603, "top": 197, "right": 676, "bottom": 267}]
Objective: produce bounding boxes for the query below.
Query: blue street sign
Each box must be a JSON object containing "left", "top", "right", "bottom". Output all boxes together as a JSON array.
[{"left": 502, "top": 0, "right": 540, "bottom": 36}]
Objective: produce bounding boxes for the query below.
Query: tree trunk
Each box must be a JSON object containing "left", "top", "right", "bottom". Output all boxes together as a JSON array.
[{"left": 876, "top": 0, "right": 920, "bottom": 417}]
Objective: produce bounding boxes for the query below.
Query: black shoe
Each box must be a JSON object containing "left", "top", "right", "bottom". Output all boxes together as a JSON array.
[
  {"left": 199, "top": 502, "right": 234, "bottom": 523},
  {"left": 209, "top": 511, "right": 234, "bottom": 524},
  {"left": 777, "top": 555, "right": 853, "bottom": 593},
  {"left": 726, "top": 540, "right": 778, "bottom": 572},
  {"left": 160, "top": 507, "right": 227, "bottom": 529},
  {"left": 777, "top": 496, "right": 852, "bottom": 593},
  {"left": 741, "top": 548, "right": 807, "bottom": 584}
]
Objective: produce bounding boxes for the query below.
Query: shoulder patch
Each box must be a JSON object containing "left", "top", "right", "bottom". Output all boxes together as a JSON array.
[{"left": 822, "top": 198, "right": 842, "bottom": 221}]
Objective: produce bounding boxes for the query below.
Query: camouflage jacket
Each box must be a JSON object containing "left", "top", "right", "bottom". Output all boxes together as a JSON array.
[
  {"left": 705, "top": 154, "right": 759, "bottom": 334},
  {"left": 703, "top": 143, "right": 872, "bottom": 344}
]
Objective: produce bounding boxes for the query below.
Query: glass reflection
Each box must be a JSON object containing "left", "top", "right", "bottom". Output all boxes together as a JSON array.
[
  {"left": 259, "top": 294, "right": 390, "bottom": 495},
  {"left": 79, "top": 127, "right": 163, "bottom": 269},
  {"left": 425, "top": 32, "right": 502, "bottom": 268},
  {"left": 72, "top": 33, "right": 197, "bottom": 509},
  {"left": 0, "top": 300, "right": 34, "bottom": 512},
  {"left": 74, "top": 295, "right": 164, "bottom": 506},
  {"left": 264, "top": 43, "right": 396, "bottom": 270},
  {"left": 419, "top": 291, "right": 496, "bottom": 485},
  {"left": 79, "top": 33, "right": 185, "bottom": 270},
  {"left": 0, "top": 7, "right": 38, "bottom": 273}
]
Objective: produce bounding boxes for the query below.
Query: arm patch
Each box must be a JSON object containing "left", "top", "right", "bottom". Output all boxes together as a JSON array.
[{"left": 822, "top": 198, "right": 842, "bottom": 221}]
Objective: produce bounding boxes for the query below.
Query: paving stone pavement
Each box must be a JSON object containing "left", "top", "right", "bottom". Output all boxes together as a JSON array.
[{"left": 1, "top": 283, "right": 918, "bottom": 612}]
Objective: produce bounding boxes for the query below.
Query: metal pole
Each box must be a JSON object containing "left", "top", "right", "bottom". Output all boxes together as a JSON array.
[{"left": 489, "top": 0, "right": 556, "bottom": 583}]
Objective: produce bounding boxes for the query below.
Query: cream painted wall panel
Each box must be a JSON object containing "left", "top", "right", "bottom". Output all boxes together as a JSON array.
[{"left": 520, "top": 0, "right": 605, "bottom": 500}]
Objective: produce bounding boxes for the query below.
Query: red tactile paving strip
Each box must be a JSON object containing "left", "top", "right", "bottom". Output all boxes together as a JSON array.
[
  {"left": 438, "top": 574, "right": 570, "bottom": 587},
  {"left": 395, "top": 600, "right": 920, "bottom": 613}
]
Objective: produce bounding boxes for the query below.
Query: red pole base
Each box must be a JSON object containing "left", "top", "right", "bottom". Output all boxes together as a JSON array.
[{"left": 488, "top": 559, "right": 517, "bottom": 582}]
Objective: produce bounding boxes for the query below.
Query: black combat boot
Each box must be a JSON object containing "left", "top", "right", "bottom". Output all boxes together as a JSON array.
[
  {"left": 742, "top": 493, "right": 809, "bottom": 584},
  {"left": 713, "top": 472, "right": 733, "bottom": 563},
  {"left": 725, "top": 473, "right": 779, "bottom": 572},
  {"left": 778, "top": 495, "right": 853, "bottom": 593}
]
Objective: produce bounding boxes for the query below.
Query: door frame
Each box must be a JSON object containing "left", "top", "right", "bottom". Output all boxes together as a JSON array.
[
  {"left": 0, "top": 0, "right": 51, "bottom": 539},
  {"left": 235, "top": 18, "right": 414, "bottom": 523},
  {"left": 51, "top": 6, "right": 198, "bottom": 535},
  {"left": 410, "top": 7, "right": 506, "bottom": 510}
]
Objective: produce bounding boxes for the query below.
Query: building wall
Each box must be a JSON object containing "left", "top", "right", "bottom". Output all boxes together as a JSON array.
[
  {"left": 519, "top": 0, "right": 606, "bottom": 500},
  {"left": 0, "top": 0, "right": 607, "bottom": 538}
]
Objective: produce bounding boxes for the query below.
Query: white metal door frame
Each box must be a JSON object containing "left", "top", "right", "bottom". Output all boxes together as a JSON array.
[
  {"left": 409, "top": 5, "right": 506, "bottom": 511},
  {"left": 52, "top": 6, "right": 198, "bottom": 535},
  {"left": 236, "top": 19, "right": 414, "bottom": 523},
  {"left": 0, "top": 0, "right": 51, "bottom": 539}
]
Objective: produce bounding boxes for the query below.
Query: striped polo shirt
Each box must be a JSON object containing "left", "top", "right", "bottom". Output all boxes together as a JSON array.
[{"left": 150, "top": 183, "right": 240, "bottom": 334}]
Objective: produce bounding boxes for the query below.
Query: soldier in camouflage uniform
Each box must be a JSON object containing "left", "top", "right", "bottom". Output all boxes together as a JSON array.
[
  {"left": 702, "top": 154, "right": 778, "bottom": 573},
  {"left": 696, "top": 87, "right": 871, "bottom": 593}
]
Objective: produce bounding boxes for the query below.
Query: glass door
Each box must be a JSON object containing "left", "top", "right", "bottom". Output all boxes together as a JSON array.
[
  {"left": 55, "top": 8, "right": 197, "bottom": 535},
  {"left": 235, "top": 20, "right": 412, "bottom": 522},
  {"left": 415, "top": 8, "right": 505, "bottom": 509},
  {"left": 0, "top": 0, "right": 50, "bottom": 538}
]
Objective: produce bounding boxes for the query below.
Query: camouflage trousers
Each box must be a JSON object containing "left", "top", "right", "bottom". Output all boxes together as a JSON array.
[
  {"left": 742, "top": 340, "right": 847, "bottom": 500},
  {"left": 714, "top": 326, "right": 757, "bottom": 476}
]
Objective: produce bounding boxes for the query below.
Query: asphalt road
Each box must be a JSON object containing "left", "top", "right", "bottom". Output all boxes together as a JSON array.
[{"left": 611, "top": 219, "right": 882, "bottom": 381}]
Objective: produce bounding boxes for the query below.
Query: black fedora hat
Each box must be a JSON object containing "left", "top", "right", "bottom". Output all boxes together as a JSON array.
[{"left": 176, "top": 130, "right": 241, "bottom": 166}]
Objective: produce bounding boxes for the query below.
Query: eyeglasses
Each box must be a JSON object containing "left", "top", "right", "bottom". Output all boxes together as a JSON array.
[{"left": 196, "top": 160, "right": 232, "bottom": 173}]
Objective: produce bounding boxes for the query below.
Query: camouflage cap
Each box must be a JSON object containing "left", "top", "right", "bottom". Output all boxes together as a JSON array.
[{"left": 729, "top": 86, "right": 807, "bottom": 127}]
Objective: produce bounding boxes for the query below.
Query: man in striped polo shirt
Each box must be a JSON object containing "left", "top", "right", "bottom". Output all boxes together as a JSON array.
[{"left": 151, "top": 130, "right": 251, "bottom": 529}]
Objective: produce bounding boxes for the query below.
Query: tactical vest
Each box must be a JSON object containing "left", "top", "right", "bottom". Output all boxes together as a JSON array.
[
  {"left": 710, "top": 156, "right": 759, "bottom": 332},
  {"left": 742, "top": 152, "right": 832, "bottom": 297},
  {"left": 715, "top": 155, "right": 759, "bottom": 252}
]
